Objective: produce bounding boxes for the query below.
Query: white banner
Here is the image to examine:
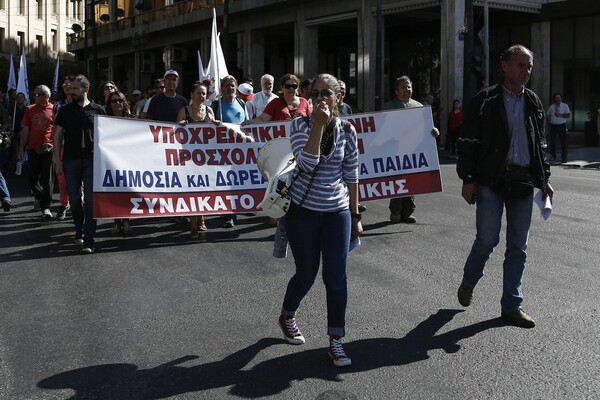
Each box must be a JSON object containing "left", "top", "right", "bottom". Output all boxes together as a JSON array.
[{"left": 93, "top": 108, "right": 442, "bottom": 218}]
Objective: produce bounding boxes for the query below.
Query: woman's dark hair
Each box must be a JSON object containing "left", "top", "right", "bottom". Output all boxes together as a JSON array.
[{"left": 105, "top": 91, "right": 131, "bottom": 117}]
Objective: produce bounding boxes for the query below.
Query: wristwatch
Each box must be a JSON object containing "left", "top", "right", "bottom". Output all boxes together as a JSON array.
[{"left": 351, "top": 213, "right": 362, "bottom": 221}]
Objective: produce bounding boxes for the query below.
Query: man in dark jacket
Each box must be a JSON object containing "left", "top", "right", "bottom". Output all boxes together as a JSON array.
[{"left": 456, "top": 44, "right": 554, "bottom": 328}]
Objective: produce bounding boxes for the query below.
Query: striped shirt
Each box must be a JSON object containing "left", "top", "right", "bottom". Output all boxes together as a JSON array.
[{"left": 289, "top": 116, "right": 359, "bottom": 212}]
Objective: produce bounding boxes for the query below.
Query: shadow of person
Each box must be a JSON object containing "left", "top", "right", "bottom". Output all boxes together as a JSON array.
[{"left": 38, "top": 309, "right": 506, "bottom": 399}]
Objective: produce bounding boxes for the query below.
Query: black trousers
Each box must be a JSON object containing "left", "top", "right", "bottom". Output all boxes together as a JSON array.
[
  {"left": 27, "top": 149, "right": 54, "bottom": 209},
  {"left": 549, "top": 123, "right": 568, "bottom": 163}
]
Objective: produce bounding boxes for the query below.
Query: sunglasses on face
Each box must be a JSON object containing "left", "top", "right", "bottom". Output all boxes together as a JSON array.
[
  {"left": 33, "top": 93, "right": 47, "bottom": 97},
  {"left": 283, "top": 83, "right": 298, "bottom": 90},
  {"left": 309, "top": 89, "right": 334, "bottom": 99},
  {"left": 104, "top": 86, "right": 115, "bottom": 90},
  {"left": 110, "top": 98, "right": 124, "bottom": 104}
]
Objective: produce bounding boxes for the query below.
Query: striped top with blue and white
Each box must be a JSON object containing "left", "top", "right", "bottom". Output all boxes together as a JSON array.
[{"left": 289, "top": 115, "right": 359, "bottom": 212}]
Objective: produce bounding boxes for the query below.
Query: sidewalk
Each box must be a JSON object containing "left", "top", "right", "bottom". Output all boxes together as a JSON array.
[
  {"left": 560, "top": 146, "right": 600, "bottom": 168},
  {"left": 439, "top": 145, "right": 600, "bottom": 169}
]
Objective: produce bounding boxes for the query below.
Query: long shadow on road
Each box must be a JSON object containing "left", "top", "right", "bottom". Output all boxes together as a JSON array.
[{"left": 38, "top": 309, "right": 507, "bottom": 399}]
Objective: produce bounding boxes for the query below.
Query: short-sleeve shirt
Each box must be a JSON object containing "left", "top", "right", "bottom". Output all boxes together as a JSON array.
[
  {"left": 21, "top": 104, "right": 54, "bottom": 149},
  {"left": 382, "top": 98, "right": 422, "bottom": 110},
  {"left": 55, "top": 101, "right": 106, "bottom": 160},
  {"left": 213, "top": 97, "right": 248, "bottom": 123},
  {"left": 263, "top": 97, "right": 311, "bottom": 121},
  {"left": 145, "top": 92, "right": 189, "bottom": 122}
]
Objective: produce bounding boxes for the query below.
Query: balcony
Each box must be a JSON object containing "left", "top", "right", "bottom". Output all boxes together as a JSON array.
[{"left": 67, "top": 0, "right": 224, "bottom": 52}]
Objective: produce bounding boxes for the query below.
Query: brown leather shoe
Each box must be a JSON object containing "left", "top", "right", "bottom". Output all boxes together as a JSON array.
[
  {"left": 501, "top": 308, "right": 535, "bottom": 328},
  {"left": 457, "top": 281, "right": 474, "bottom": 307}
]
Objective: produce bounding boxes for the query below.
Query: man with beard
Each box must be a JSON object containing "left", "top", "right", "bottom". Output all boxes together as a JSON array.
[
  {"left": 211, "top": 75, "right": 249, "bottom": 227},
  {"left": 53, "top": 74, "right": 106, "bottom": 254},
  {"left": 251, "top": 74, "right": 277, "bottom": 118}
]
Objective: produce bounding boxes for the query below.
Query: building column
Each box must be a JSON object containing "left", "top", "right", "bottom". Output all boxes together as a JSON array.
[
  {"left": 294, "top": 11, "right": 318, "bottom": 80},
  {"left": 249, "top": 29, "right": 265, "bottom": 84},
  {"left": 440, "top": 0, "right": 465, "bottom": 138},
  {"left": 530, "top": 21, "right": 551, "bottom": 109},
  {"left": 357, "top": 3, "right": 373, "bottom": 112}
]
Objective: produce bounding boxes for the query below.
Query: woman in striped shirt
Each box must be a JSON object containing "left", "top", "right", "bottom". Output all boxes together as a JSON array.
[{"left": 277, "top": 74, "right": 362, "bottom": 367}]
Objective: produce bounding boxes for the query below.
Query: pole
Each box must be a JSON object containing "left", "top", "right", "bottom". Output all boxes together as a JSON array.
[
  {"left": 91, "top": 0, "right": 98, "bottom": 97},
  {"left": 463, "top": 0, "right": 474, "bottom": 104},
  {"left": 375, "top": 0, "right": 383, "bottom": 111},
  {"left": 483, "top": 0, "right": 489, "bottom": 86},
  {"left": 222, "top": 0, "right": 229, "bottom": 68}
]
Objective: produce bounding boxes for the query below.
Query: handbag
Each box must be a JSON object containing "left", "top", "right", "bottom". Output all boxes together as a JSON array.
[{"left": 493, "top": 165, "right": 534, "bottom": 200}]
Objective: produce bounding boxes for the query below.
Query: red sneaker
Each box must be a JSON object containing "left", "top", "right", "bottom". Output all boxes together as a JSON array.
[{"left": 278, "top": 315, "right": 305, "bottom": 344}]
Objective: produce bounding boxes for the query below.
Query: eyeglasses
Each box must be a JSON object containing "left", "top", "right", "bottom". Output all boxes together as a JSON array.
[
  {"left": 104, "top": 86, "right": 115, "bottom": 90},
  {"left": 309, "top": 89, "right": 334, "bottom": 99},
  {"left": 110, "top": 98, "right": 124, "bottom": 104},
  {"left": 33, "top": 93, "right": 47, "bottom": 97},
  {"left": 283, "top": 83, "right": 298, "bottom": 90}
]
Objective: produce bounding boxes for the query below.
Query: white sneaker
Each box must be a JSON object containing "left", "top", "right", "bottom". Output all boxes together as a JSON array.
[{"left": 41, "top": 208, "right": 52, "bottom": 219}]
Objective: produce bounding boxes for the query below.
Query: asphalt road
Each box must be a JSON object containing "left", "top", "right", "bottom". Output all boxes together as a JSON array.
[{"left": 1, "top": 155, "right": 599, "bottom": 400}]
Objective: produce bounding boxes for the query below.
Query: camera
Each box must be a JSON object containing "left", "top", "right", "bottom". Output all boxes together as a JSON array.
[{"left": 0, "top": 131, "right": 12, "bottom": 152}]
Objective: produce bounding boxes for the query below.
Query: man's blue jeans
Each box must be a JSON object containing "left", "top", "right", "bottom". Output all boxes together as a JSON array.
[
  {"left": 462, "top": 185, "right": 533, "bottom": 311},
  {"left": 63, "top": 158, "right": 96, "bottom": 244},
  {"left": 0, "top": 170, "right": 10, "bottom": 203},
  {"left": 282, "top": 205, "right": 351, "bottom": 337}
]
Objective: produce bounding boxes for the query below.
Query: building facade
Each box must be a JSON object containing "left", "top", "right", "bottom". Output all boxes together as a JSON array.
[
  {"left": 0, "top": 1, "right": 84, "bottom": 65},
  {"left": 65, "top": 0, "right": 599, "bottom": 133}
]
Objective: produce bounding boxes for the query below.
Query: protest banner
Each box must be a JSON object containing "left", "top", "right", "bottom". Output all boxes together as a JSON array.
[{"left": 93, "top": 108, "right": 442, "bottom": 218}]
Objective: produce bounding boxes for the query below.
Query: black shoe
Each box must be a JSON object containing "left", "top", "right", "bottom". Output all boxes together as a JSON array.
[
  {"left": 457, "top": 281, "right": 474, "bottom": 307},
  {"left": 501, "top": 308, "right": 535, "bottom": 328},
  {"left": 1, "top": 199, "right": 10, "bottom": 212},
  {"left": 81, "top": 241, "right": 95, "bottom": 254},
  {"left": 400, "top": 216, "right": 416, "bottom": 223},
  {"left": 74, "top": 230, "right": 84, "bottom": 245},
  {"left": 358, "top": 204, "right": 367, "bottom": 213}
]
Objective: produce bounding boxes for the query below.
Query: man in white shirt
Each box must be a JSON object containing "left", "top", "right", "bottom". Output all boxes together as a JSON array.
[
  {"left": 251, "top": 74, "right": 278, "bottom": 117},
  {"left": 547, "top": 93, "right": 571, "bottom": 164}
]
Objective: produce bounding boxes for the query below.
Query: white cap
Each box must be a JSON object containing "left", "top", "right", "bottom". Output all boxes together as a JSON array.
[
  {"left": 163, "top": 69, "right": 179, "bottom": 79},
  {"left": 238, "top": 83, "right": 254, "bottom": 96}
]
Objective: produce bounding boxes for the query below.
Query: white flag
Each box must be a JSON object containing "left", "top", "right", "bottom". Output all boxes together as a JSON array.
[
  {"left": 198, "top": 50, "right": 207, "bottom": 81},
  {"left": 16, "top": 49, "right": 29, "bottom": 105},
  {"left": 52, "top": 55, "right": 60, "bottom": 95},
  {"left": 6, "top": 54, "right": 16, "bottom": 104},
  {"left": 206, "top": 8, "right": 229, "bottom": 104}
]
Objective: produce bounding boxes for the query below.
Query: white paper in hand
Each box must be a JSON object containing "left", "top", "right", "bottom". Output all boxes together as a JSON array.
[{"left": 533, "top": 190, "right": 552, "bottom": 221}]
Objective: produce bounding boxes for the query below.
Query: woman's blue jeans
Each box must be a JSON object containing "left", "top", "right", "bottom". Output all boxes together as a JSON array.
[
  {"left": 462, "top": 185, "right": 533, "bottom": 311},
  {"left": 282, "top": 205, "right": 351, "bottom": 337}
]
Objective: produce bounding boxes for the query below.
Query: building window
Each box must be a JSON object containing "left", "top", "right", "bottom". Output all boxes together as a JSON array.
[
  {"left": 0, "top": 0, "right": 5, "bottom": 11},
  {"left": 37, "top": 35, "right": 44, "bottom": 58},
  {"left": 52, "top": 0, "right": 58, "bottom": 14},
  {"left": 0, "top": 28, "right": 4, "bottom": 52},
  {"left": 17, "top": 31, "right": 25, "bottom": 53},
  {"left": 38, "top": 0, "right": 44, "bottom": 19},
  {"left": 51, "top": 30, "right": 57, "bottom": 52},
  {"left": 19, "top": 0, "right": 26, "bottom": 14}
]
